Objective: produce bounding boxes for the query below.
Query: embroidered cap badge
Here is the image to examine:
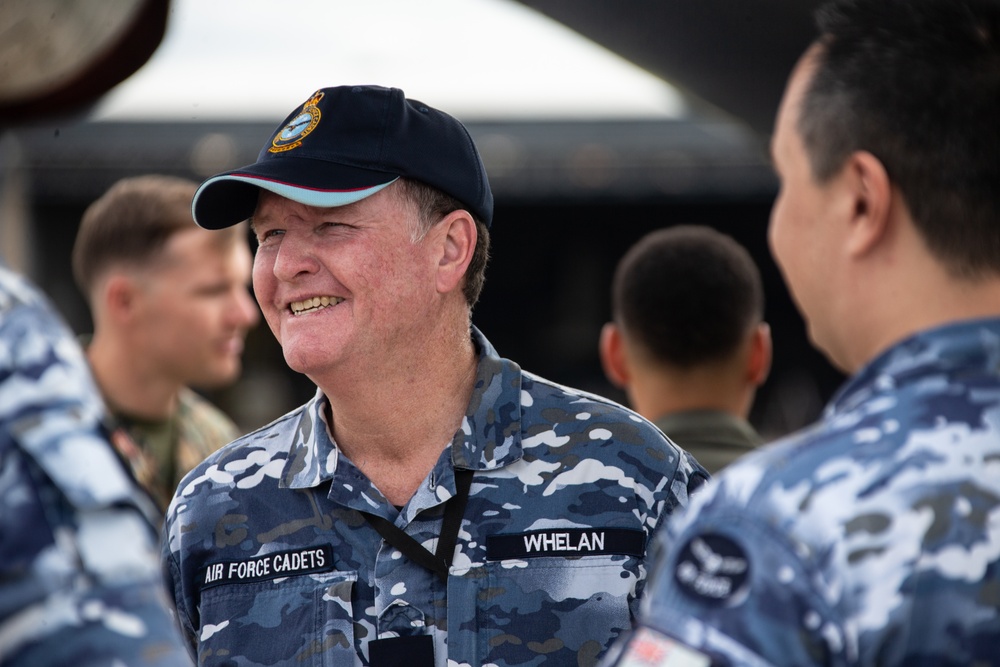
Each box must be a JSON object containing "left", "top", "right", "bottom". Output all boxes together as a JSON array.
[{"left": 269, "top": 90, "right": 324, "bottom": 153}]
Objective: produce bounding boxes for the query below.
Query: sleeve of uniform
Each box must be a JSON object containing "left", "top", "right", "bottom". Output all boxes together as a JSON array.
[
  {"left": 673, "top": 448, "right": 712, "bottom": 510},
  {"left": 162, "top": 506, "right": 200, "bottom": 658},
  {"left": 604, "top": 466, "right": 848, "bottom": 667},
  {"left": 632, "top": 435, "right": 711, "bottom": 616},
  {"left": 0, "top": 268, "right": 193, "bottom": 667}
]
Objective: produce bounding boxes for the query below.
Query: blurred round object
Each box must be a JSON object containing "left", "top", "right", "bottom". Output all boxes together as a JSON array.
[{"left": 0, "top": 0, "right": 168, "bottom": 125}]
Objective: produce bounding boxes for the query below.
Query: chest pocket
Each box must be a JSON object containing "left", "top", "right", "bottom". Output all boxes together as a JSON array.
[
  {"left": 197, "top": 570, "right": 357, "bottom": 667},
  {"left": 451, "top": 554, "right": 639, "bottom": 667}
]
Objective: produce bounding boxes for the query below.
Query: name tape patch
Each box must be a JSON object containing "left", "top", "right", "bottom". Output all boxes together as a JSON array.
[
  {"left": 486, "top": 528, "right": 644, "bottom": 560},
  {"left": 201, "top": 544, "right": 335, "bottom": 590}
]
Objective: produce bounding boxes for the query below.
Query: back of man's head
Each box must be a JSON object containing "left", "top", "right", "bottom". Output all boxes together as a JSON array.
[
  {"left": 73, "top": 175, "right": 203, "bottom": 300},
  {"left": 611, "top": 225, "right": 764, "bottom": 369},
  {"left": 800, "top": 0, "right": 1000, "bottom": 279}
]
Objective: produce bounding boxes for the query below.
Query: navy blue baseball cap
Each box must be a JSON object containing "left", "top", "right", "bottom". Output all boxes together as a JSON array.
[{"left": 192, "top": 85, "right": 494, "bottom": 229}]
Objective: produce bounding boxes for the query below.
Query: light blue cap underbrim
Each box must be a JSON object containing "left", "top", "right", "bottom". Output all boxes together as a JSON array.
[
  {"left": 192, "top": 163, "right": 403, "bottom": 229},
  {"left": 204, "top": 174, "right": 397, "bottom": 209}
]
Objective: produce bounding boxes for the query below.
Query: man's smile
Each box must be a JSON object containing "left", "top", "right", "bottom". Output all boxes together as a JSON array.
[{"left": 289, "top": 296, "right": 344, "bottom": 315}]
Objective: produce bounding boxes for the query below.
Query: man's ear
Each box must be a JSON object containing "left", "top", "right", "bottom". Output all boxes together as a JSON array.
[
  {"left": 844, "top": 150, "right": 893, "bottom": 258},
  {"left": 746, "top": 322, "right": 772, "bottom": 387},
  {"left": 103, "top": 274, "right": 139, "bottom": 322},
  {"left": 599, "top": 322, "right": 630, "bottom": 388},
  {"left": 435, "top": 210, "right": 476, "bottom": 295}
]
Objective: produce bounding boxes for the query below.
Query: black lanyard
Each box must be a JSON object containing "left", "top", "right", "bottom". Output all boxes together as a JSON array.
[{"left": 361, "top": 469, "right": 473, "bottom": 582}]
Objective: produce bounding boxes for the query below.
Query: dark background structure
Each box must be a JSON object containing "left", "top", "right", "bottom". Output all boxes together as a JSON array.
[
  {"left": 516, "top": 0, "right": 823, "bottom": 137},
  {"left": 4, "top": 0, "right": 844, "bottom": 441}
]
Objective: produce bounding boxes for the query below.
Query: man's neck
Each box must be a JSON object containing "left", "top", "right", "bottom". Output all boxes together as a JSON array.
[
  {"left": 87, "top": 333, "right": 180, "bottom": 421},
  {"left": 628, "top": 367, "right": 753, "bottom": 424},
  {"left": 856, "top": 288, "right": 1000, "bottom": 374},
  {"left": 839, "top": 253, "right": 1000, "bottom": 374},
  {"left": 319, "top": 326, "right": 479, "bottom": 506}
]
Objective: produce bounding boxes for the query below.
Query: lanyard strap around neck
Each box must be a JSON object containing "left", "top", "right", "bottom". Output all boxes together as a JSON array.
[{"left": 361, "top": 468, "right": 474, "bottom": 582}]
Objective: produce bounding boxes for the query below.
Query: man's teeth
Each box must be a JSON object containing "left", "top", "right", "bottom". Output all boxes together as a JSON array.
[{"left": 290, "top": 296, "right": 342, "bottom": 314}]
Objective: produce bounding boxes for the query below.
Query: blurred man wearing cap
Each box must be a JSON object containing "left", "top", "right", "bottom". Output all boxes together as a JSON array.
[
  {"left": 73, "top": 175, "right": 259, "bottom": 510},
  {"left": 602, "top": 0, "right": 1000, "bottom": 665},
  {"left": 162, "top": 85, "right": 708, "bottom": 667}
]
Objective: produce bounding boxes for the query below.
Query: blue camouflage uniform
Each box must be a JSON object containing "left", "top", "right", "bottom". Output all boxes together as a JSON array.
[
  {"left": 604, "top": 317, "right": 1000, "bottom": 667},
  {"left": 0, "top": 263, "right": 192, "bottom": 666},
  {"left": 163, "top": 326, "right": 708, "bottom": 666}
]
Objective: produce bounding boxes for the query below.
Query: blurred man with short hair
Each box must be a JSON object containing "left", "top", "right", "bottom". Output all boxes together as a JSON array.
[
  {"left": 73, "top": 175, "right": 259, "bottom": 508},
  {"left": 604, "top": 0, "right": 1000, "bottom": 664},
  {"left": 600, "top": 225, "right": 770, "bottom": 473}
]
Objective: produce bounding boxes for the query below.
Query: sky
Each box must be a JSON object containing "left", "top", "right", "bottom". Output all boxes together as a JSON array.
[{"left": 91, "top": 0, "right": 687, "bottom": 122}]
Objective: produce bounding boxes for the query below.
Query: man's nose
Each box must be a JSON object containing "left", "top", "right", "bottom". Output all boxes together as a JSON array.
[{"left": 271, "top": 231, "right": 320, "bottom": 283}]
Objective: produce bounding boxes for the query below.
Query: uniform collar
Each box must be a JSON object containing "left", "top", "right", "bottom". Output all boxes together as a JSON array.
[
  {"left": 280, "top": 325, "right": 523, "bottom": 491},
  {"left": 450, "top": 326, "right": 524, "bottom": 470},
  {"left": 826, "top": 316, "right": 1000, "bottom": 417},
  {"left": 654, "top": 409, "right": 761, "bottom": 449}
]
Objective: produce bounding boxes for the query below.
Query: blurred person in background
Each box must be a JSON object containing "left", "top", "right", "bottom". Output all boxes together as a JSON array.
[
  {"left": 1, "top": 3, "right": 193, "bottom": 663},
  {"left": 0, "top": 260, "right": 191, "bottom": 666},
  {"left": 72, "top": 175, "right": 259, "bottom": 509},
  {"left": 600, "top": 225, "right": 770, "bottom": 474},
  {"left": 603, "top": 0, "right": 1000, "bottom": 664}
]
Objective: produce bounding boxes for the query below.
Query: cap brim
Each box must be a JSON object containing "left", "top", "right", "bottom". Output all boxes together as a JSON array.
[{"left": 192, "top": 156, "right": 399, "bottom": 229}]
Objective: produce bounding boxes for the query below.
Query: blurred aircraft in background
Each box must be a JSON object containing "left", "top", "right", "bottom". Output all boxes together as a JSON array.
[{"left": 516, "top": 0, "right": 822, "bottom": 137}]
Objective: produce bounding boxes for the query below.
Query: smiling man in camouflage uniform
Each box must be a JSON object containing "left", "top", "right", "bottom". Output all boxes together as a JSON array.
[
  {"left": 603, "top": 1, "right": 1000, "bottom": 666},
  {"left": 162, "top": 85, "right": 708, "bottom": 667}
]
